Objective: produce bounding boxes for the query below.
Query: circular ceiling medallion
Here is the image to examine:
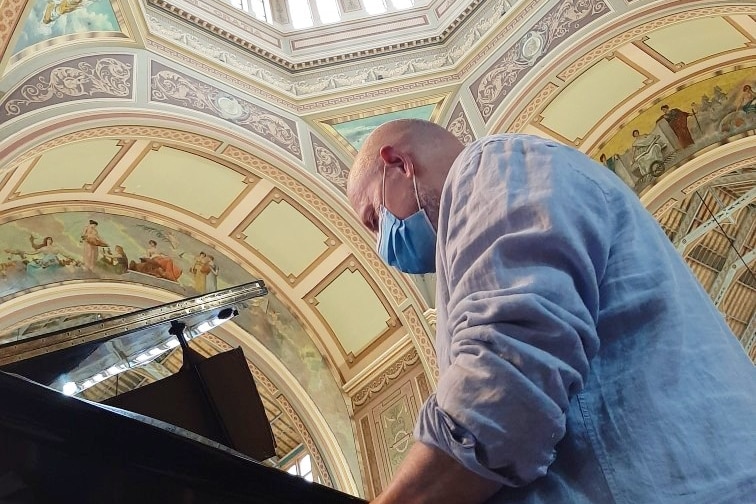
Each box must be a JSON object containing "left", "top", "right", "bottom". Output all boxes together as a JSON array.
[
  {"left": 216, "top": 95, "right": 244, "bottom": 119},
  {"left": 520, "top": 31, "right": 545, "bottom": 62}
]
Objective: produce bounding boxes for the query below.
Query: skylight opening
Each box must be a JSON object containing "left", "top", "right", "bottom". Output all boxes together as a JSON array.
[
  {"left": 363, "top": 0, "right": 387, "bottom": 15},
  {"left": 289, "top": 0, "right": 314, "bottom": 28},
  {"left": 315, "top": 0, "right": 341, "bottom": 24},
  {"left": 229, "top": 0, "right": 272, "bottom": 23},
  {"left": 391, "top": 0, "right": 414, "bottom": 10}
]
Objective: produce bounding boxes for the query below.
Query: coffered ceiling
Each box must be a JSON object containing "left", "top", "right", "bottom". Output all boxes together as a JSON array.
[{"left": 0, "top": 0, "right": 753, "bottom": 498}]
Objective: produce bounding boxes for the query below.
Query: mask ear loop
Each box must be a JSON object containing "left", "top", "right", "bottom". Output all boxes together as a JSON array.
[
  {"left": 412, "top": 173, "right": 422, "bottom": 212},
  {"left": 381, "top": 165, "right": 387, "bottom": 206}
]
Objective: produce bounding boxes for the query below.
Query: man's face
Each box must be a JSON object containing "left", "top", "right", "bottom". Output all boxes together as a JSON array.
[{"left": 350, "top": 159, "right": 440, "bottom": 236}]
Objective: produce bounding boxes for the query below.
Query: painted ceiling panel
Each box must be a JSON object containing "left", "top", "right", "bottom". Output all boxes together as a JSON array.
[
  {"left": 120, "top": 146, "right": 248, "bottom": 220},
  {"left": 540, "top": 58, "right": 646, "bottom": 142},
  {"left": 643, "top": 17, "right": 750, "bottom": 66},
  {"left": 330, "top": 104, "right": 436, "bottom": 153},
  {"left": 15, "top": 139, "right": 120, "bottom": 195},
  {"left": 13, "top": 0, "right": 122, "bottom": 55},
  {"left": 242, "top": 199, "right": 329, "bottom": 278},
  {"left": 315, "top": 268, "right": 390, "bottom": 355}
]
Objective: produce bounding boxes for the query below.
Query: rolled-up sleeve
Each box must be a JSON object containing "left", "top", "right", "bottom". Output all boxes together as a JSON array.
[{"left": 415, "top": 137, "right": 613, "bottom": 487}]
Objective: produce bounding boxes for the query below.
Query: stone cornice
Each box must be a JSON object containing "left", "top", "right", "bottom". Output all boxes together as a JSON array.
[
  {"left": 144, "top": 0, "right": 539, "bottom": 102},
  {"left": 147, "top": 0, "right": 497, "bottom": 69}
]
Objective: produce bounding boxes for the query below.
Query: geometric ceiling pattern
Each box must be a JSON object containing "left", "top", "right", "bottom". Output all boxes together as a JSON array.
[{"left": 1, "top": 0, "right": 754, "bottom": 499}]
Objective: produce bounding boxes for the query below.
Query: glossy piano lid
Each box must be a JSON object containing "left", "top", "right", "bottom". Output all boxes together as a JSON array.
[{"left": 0, "top": 370, "right": 366, "bottom": 503}]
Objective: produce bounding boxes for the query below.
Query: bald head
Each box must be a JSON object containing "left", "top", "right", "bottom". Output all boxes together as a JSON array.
[{"left": 347, "top": 119, "right": 464, "bottom": 234}]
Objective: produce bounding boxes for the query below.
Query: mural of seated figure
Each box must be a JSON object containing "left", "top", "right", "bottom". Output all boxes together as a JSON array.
[{"left": 129, "top": 240, "right": 183, "bottom": 282}]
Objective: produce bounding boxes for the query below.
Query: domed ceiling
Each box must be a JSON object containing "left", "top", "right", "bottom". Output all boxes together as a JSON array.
[{"left": 0, "top": 0, "right": 754, "bottom": 499}]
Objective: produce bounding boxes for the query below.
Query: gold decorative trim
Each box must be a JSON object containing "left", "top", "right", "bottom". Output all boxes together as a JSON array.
[
  {"left": 631, "top": 16, "right": 755, "bottom": 73},
  {"left": 534, "top": 52, "right": 657, "bottom": 147},
  {"left": 277, "top": 394, "right": 334, "bottom": 487},
  {"left": 231, "top": 189, "right": 341, "bottom": 288},
  {"left": 507, "top": 82, "right": 560, "bottom": 133},
  {"left": 682, "top": 157, "right": 756, "bottom": 195},
  {"left": 360, "top": 415, "right": 382, "bottom": 497},
  {"left": 7, "top": 139, "right": 135, "bottom": 201},
  {"left": 652, "top": 198, "right": 679, "bottom": 220},
  {"left": 557, "top": 5, "right": 756, "bottom": 82},
  {"left": 221, "top": 145, "right": 407, "bottom": 305},
  {"left": 5, "top": 126, "right": 223, "bottom": 169},
  {"left": 401, "top": 305, "right": 438, "bottom": 383},
  {"left": 109, "top": 142, "right": 259, "bottom": 227},
  {"left": 304, "top": 255, "right": 401, "bottom": 368},
  {"left": 351, "top": 348, "right": 419, "bottom": 409}
]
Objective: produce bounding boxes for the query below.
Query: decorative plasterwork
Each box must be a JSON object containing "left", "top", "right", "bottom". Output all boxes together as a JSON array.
[
  {"left": 0, "top": 55, "right": 134, "bottom": 126},
  {"left": 470, "top": 0, "right": 610, "bottom": 123},
  {"left": 149, "top": 61, "right": 302, "bottom": 158},
  {"left": 148, "top": 0, "right": 490, "bottom": 69},
  {"left": 4, "top": 125, "right": 223, "bottom": 167},
  {"left": 556, "top": 4, "right": 756, "bottom": 83},
  {"left": 351, "top": 348, "right": 420, "bottom": 408},
  {"left": 445, "top": 102, "right": 475, "bottom": 144},
  {"left": 402, "top": 305, "right": 439, "bottom": 383},
  {"left": 220, "top": 145, "right": 407, "bottom": 305},
  {"left": 311, "top": 134, "right": 350, "bottom": 194},
  {"left": 144, "top": 0, "right": 526, "bottom": 99}
]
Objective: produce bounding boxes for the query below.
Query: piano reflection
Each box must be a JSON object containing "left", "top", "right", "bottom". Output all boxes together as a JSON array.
[{"left": 0, "top": 281, "right": 366, "bottom": 503}]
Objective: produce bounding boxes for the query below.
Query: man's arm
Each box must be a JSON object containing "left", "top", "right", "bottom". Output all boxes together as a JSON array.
[{"left": 373, "top": 442, "right": 501, "bottom": 504}]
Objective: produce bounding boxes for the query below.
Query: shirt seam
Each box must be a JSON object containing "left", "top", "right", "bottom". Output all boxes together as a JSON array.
[{"left": 577, "top": 392, "right": 625, "bottom": 504}]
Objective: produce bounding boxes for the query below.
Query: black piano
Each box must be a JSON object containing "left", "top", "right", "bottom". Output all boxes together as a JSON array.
[{"left": 0, "top": 282, "right": 366, "bottom": 503}]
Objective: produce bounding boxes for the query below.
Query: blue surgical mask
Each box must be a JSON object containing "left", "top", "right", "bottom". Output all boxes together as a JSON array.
[{"left": 376, "top": 167, "right": 437, "bottom": 274}]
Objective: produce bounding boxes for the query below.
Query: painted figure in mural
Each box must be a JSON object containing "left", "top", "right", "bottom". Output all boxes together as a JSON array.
[
  {"left": 190, "top": 251, "right": 210, "bottom": 292},
  {"left": 599, "top": 153, "right": 618, "bottom": 174},
  {"left": 657, "top": 105, "right": 695, "bottom": 149},
  {"left": 346, "top": 119, "right": 756, "bottom": 504},
  {"left": 631, "top": 129, "right": 665, "bottom": 178},
  {"left": 3, "top": 236, "right": 78, "bottom": 271},
  {"left": 205, "top": 255, "right": 219, "bottom": 292},
  {"left": 100, "top": 245, "right": 129, "bottom": 274},
  {"left": 80, "top": 220, "right": 108, "bottom": 271},
  {"left": 712, "top": 86, "right": 728, "bottom": 107},
  {"left": 129, "top": 240, "right": 183, "bottom": 281},
  {"left": 738, "top": 84, "right": 756, "bottom": 114},
  {"left": 42, "top": 0, "right": 86, "bottom": 24}
]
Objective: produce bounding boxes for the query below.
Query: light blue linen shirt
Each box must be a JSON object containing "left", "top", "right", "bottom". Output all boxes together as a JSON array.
[{"left": 415, "top": 135, "right": 756, "bottom": 503}]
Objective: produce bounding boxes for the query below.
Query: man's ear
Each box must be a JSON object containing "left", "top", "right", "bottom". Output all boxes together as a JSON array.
[{"left": 379, "top": 145, "right": 414, "bottom": 179}]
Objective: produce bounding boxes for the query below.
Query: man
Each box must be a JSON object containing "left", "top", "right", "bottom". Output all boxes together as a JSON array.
[{"left": 347, "top": 119, "right": 755, "bottom": 504}]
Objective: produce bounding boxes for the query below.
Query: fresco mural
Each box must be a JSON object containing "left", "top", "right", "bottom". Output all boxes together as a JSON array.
[
  {"left": 0, "top": 212, "right": 238, "bottom": 298},
  {"left": 329, "top": 103, "right": 437, "bottom": 152},
  {"left": 595, "top": 67, "right": 756, "bottom": 193},
  {"left": 0, "top": 210, "right": 358, "bottom": 477},
  {"left": 13, "top": 0, "right": 122, "bottom": 55}
]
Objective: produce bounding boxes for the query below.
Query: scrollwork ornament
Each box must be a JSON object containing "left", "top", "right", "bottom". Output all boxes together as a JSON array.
[
  {"left": 314, "top": 145, "right": 348, "bottom": 191},
  {"left": 447, "top": 107, "right": 475, "bottom": 145},
  {"left": 4, "top": 57, "right": 133, "bottom": 117},
  {"left": 474, "top": 0, "right": 608, "bottom": 121},
  {"left": 150, "top": 67, "right": 301, "bottom": 157}
]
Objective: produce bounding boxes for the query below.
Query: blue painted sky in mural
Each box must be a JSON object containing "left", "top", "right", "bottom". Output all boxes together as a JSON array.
[
  {"left": 332, "top": 104, "right": 437, "bottom": 151},
  {"left": 14, "top": 0, "right": 121, "bottom": 54}
]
